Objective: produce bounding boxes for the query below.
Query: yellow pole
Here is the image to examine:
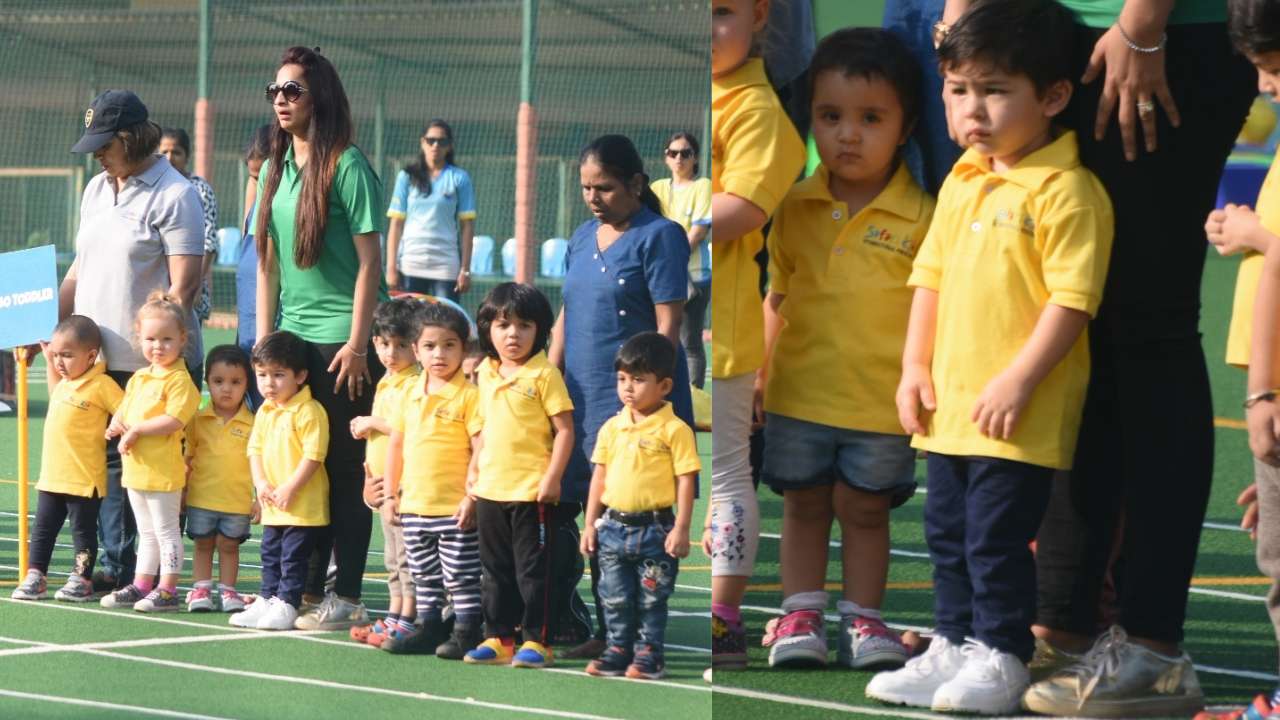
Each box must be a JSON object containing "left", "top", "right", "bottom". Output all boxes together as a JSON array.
[{"left": 16, "top": 346, "right": 29, "bottom": 579}]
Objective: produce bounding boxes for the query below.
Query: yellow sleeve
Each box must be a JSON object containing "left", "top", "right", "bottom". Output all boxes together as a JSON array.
[
  {"left": 246, "top": 415, "right": 264, "bottom": 457},
  {"left": 165, "top": 374, "right": 201, "bottom": 426},
  {"left": 1038, "top": 204, "right": 1114, "bottom": 317},
  {"left": 464, "top": 388, "right": 483, "bottom": 436},
  {"left": 766, "top": 200, "right": 793, "bottom": 295},
  {"left": 539, "top": 366, "right": 575, "bottom": 417},
  {"left": 589, "top": 420, "right": 614, "bottom": 465},
  {"left": 98, "top": 376, "right": 125, "bottom": 415},
  {"left": 184, "top": 419, "right": 200, "bottom": 460},
  {"left": 298, "top": 402, "right": 330, "bottom": 463},
  {"left": 669, "top": 422, "right": 702, "bottom": 476},
  {"left": 718, "top": 101, "right": 805, "bottom": 218}
]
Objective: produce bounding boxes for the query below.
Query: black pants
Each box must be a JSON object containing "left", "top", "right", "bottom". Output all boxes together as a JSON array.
[
  {"left": 300, "top": 340, "right": 383, "bottom": 601},
  {"left": 261, "top": 525, "right": 319, "bottom": 608},
  {"left": 476, "top": 498, "right": 574, "bottom": 643},
  {"left": 1034, "top": 23, "right": 1256, "bottom": 644},
  {"left": 30, "top": 490, "right": 101, "bottom": 578}
]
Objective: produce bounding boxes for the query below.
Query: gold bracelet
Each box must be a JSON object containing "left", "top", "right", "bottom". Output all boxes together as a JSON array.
[{"left": 1244, "top": 389, "right": 1280, "bottom": 408}]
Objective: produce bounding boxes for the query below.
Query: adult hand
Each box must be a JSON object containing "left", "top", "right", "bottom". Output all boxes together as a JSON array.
[
  {"left": 455, "top": 270, "right": 471, "bottom": 294},
  {"left": 1247, "top": 398, "right": 1280, "bottom": 466},
  {"left": 1082, "top": 23, "right": 1181, "bottom": 162},
  {"left": 329, "top": 343, "right": 371, "bottom": 400}
]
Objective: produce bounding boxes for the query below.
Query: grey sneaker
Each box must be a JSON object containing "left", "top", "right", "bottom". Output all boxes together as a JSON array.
[
  {"left": 293, "top": 593, "right": 368, "bottom": 631},
  {"left": 134, "top": 589, "right": 180, "bottom": 613},
  {"left": 54, "top": 575, "right": 94, "bottom": 602},
  {"left": 100, "top": 584, "right": 145, "bottom": 608},
  {"left": 11, "top": 570, "right": 46, "bottom": 600},
  {"left": 1021, "top": 626, "right": 1205, "bottom": 718},
  {"left": 1028, "top": 636, "right": 1083, "bottom": 682}
]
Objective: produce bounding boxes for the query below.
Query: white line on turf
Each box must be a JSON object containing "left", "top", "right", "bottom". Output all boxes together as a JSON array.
[
  {"left": 0, "top": 631, "right": 316, "bottom": 657},
  {"left": 542, "top": 667, "right": 711, "bottom": 693},
  {"left": 0, "top": 687, "right": 234, "bottom": 720}
]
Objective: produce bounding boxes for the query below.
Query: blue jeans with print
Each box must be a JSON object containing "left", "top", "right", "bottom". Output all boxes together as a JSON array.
[{"left": 596, "top": 517, "right": 679, "bottom": 658}]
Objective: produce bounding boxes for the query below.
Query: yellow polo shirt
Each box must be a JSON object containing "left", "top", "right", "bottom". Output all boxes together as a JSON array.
[
  {"left": 366, "top": 366, "right": 419, "bottom": 480},
  {"left": 1226, "top": 155, "right": 1280, "bottom": 369},
  {"left": 652, "top": 177, "right": 713, "bottom": 283},
  {"left": 246, "top": 385, "right": 330, "bottom": 526},
  {"left": 37, "top": 361, "right": 123, "bottom": 498},
  {"left": 765, "top": 162, "right": 935, "bottom": 435},
  {"left": 185, "top": 404, "right": 255, "bottom": 515},
  {"left": 391, "top": 371, "right": 483, "bottom": 516},
  {"left": 590, "top": 403, "right": 701, "bottom": 513},
  {"left": 908, "top": 132, "right": 1113, "bottom": 470},
  {"left": 118, "top": 360, "right": 201, "bottom": 493},
  {"left": 712, "top": 58, "right": 806, "bottom": 378},
  {"left": 473, "top": 352, "right": 575, "bottom": 502}
]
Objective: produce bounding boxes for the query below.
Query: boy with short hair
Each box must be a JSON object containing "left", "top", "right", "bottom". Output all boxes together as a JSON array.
[
  {"left": 866, "top": 0, "right": 1114, "bottom": 713},
  {"left": 12, "top": 315, "right": 123, "bottom": 602},
  {"left": 230, "top": 330, "right": 330, "bottom": 631},
  {"left": 580, "top": 332, "right": 700, "bottom": 680}
]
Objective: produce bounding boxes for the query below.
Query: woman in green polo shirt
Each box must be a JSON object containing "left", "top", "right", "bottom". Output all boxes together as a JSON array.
[{"left": 254, "top": 45, "right": 388, "bottom": 632}]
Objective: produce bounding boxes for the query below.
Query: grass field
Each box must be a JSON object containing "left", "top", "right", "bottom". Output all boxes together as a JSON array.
[{"left": 0, "top": 327, "right": 712, "bottom": 720}]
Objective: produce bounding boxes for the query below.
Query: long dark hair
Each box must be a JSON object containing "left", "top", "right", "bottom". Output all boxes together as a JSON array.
[
  {"left": 404, "top": 119, "right": 455, "bottom": 195},
  {"left": 255, "top": 46, "right": 354, "bottom": 269},
  {"left": 578, "top": 134, "right": 662, "bottom": 216}
]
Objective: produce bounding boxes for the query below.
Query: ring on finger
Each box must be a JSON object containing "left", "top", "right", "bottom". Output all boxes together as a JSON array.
[{"left": 1136, "top": 99, "right": 1156, "bottom": 116}]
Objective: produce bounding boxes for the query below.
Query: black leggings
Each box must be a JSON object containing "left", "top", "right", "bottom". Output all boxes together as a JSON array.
[
  {"left": 30, "top": 490, "right": 101, "bottom": 578},
  {"left": 1034, "top": 22, "right": 1256, "bottom": 644}
]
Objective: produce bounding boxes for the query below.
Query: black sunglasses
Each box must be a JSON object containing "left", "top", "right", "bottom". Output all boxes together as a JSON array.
[
  {"left": 265, "top": 81, "right": 308, "bottom": 104},
  {"left": 423, "top": 137, "right": 452, "bottom": 146},
  {"left": 666, "top": 148, "right": 694, "bottom": 159}
]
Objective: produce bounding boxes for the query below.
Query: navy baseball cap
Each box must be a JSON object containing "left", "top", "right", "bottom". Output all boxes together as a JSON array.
[{"left": 71, "top": 90, "right": 149, "bottom": 154}]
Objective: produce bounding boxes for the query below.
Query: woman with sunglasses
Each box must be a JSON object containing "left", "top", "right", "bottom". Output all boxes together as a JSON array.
[
  {"left": 651, "top": 132, "right": 712, "bottom": 389},
  {"left": 384, "top": 120, "right": 476, "bottom": 302},
  {"left": 254, "top": 46, "right": 388, "bottom": 632}
]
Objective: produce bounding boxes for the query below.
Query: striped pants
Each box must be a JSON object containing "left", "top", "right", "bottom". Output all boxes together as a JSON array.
[{"left": 401, "top": 514, "right": 482, "bottom": 624}]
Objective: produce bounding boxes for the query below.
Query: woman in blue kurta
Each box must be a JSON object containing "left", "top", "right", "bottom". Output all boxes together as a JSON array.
[{"left": 549, "top": 134, "right": 695, "bottom": 654}]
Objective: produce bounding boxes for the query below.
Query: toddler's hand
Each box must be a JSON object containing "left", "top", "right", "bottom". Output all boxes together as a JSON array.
[
  {"left": 273, "top": 481, "right": 299, "bottom": 511},
  {"left": 453, "top": 496, "right": 475, "bottom": 531},
  {"left": 118, "top": 427, "right": 140, "bottom": 455},
  {"left": 349, "top": 416, "right": 373, "bottom": 439},
  {"left": 1239, "top": 483, "right": 1260, "bottom": 541},
  {"left": 751, "top": 372, "right": 767, "bottom": 431},
  {"left": 665, "top": 526, "right": 691, "bottom": 559},
  {"left": 537, "top": 477, "right": 561, "bottom": 505},
  {"left": 896, "top": 364, "right": 936, "bottom": 435},
  {"left": 580, "top": 525, "right": 597, "bottom": 555},
  {"left": 380, "top": 495, "right": 399, "bottom": 527},
  {"left": 105, "top": 417, "right": 126, "bottom": 440},
  {"left": 250, "top": 498, "right": 261, "bottom": 524},
  {"left": 361, "top": 463, "right": 384, "bottom": 508},
  {"left": 700, "top": 528, "right": 714, "bottom": 559},
  {"left": 1207, "top": 204, "right": 1266, "bottom": 256},
  {"left": 971, "top": 368, "right": 1033, "bottom": 440}
]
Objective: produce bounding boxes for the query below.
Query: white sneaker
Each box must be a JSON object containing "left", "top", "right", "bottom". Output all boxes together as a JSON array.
[
  {"left": 931, "top": 641, "right": 1029, "bottom": 715},
  {"left": 228, "top": 596, "right": 272, "bottom": 627},
  {"left": 866, "top": 635, "right": 969, "bottom": 708},
  {"left": 292, "top": 592, "right": 368, "bottom": 631},
  {"left": 256, "top": 597, "right": 299, "bottom": 631}
]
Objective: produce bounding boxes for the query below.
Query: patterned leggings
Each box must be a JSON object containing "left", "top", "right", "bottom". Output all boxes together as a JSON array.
[{"left": 401, "top": 514, "right": 482, "bottom": 623}]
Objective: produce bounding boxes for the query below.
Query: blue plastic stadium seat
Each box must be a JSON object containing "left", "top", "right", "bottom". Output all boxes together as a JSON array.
[
  {"left": 540, "top": 238, "right": 568, "bottom": 277},
  {"left": 501, "top": 237, "right": 517, "bottom": 277},
  {"left": 471, "top": 235, "right": 496, "bottom": 276}
]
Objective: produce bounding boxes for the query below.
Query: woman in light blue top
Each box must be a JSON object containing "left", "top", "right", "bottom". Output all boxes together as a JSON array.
[{"left": 384, "top": 119, "right": 476, "bottom": 303}]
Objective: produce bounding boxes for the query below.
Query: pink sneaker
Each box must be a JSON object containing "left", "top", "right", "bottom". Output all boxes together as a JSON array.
[
  {"left": 839, "top": 614, "right": 909, "bottom": 669},
  {"left": 219, "top": 589, "right": 246, "bottom": 613},
  {"left": 186, "top": 586, "right": 214, "bottom": 612},
  {"left": 767, "top": 609, "right": 827, "bottom": 668}
]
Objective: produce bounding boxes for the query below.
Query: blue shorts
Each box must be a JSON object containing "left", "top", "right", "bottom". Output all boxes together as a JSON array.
[
  {"left": 185, "top": 506, "right": 252, "bottom": 543},
  {"left": 762, "top": 413, "right": 918, "bottom": 507}
]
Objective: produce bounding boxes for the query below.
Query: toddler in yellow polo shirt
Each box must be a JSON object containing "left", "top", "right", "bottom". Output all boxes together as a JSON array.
[
  {"left": 231, "top": 330, "right": 330, "bottom": 631},
  {"left": 579, "top": 333, "right": 700, "bottom": 681},
  {"left": 757, "top": 28, "right": 933, "bottom": 673},
  {"left": 348, "top": 298, "right": 420, "bottom": 649},
  {"left": 101, "top": 292, "right": 201, "bottom": 614},
  {"left": 870, "top": 1, "right": 1113, "bottom": 714},
  {"left": 12, "top": 316, "right": 122, "bottom": 603},
  {"left": 184, "top": 345, "right": 256, "bottom": 614},
  {"left": 382, "top": 301, "right": 484, "bottom": 659},
  {"left": 464, "top": 282, "right": 574, "bottom": 669}
]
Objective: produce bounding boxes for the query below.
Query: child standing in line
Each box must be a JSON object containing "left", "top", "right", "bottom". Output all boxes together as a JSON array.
[
  {"left": 580, "top": 333, "right": 699, "bottom": 680},
  {"left": 231, "top": 330, "right": 330, "bottom": 631},
  {"left": 184, "top": 345, "right": 257, "bottom": 613},
  {"left": 100, "top": 292, "right": 201, "bottom": 614},
  {"left": 382, "top": 301, "right": 484, "bottom": 658},
  {"left": 12, "top": 316, "right": 122, "bottom": 602},
  {"left": 348, "top": 298, "right": 420, "bottom": 647},
  {"left": 758, "top": 27, "right": 933, "bottom": 671},
  {"left": 707, "top": 0, "right": 807, "bottom": 672},
  {"left": 464, "top": 282, "right": 575, "bottom": 669},
  {"left": 869, "top": 1, "right": 1113, "bottom": 713}
]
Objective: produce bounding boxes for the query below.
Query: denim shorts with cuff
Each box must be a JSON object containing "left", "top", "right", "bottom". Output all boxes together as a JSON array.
[
  {"left": 185, "top": 506, "right": 252, "bottom": 543},
  {"left": 762, "top": 412, "right": 917, "bottom": 507}
]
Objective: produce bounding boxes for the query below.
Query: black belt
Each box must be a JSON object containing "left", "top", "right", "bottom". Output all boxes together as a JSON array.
[{"left": 606, "top": 507, "right": 674, "bottom": 526}]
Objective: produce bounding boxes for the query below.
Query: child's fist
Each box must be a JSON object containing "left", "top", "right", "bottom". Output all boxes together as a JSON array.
[
  {"left": 349, "top": 416, "right": 373, "bottom": 439},
  {"left": 664, "top": 526, "right": 690, "bottom": 559},
  {"left": 896, "top": 364, "right": 936, "bottom": 436},
  {"left": 580, "top": 525, "right": 597, "bottom": 555},
  {"left": 537, "top": 478, "right": 561, "bottom": 505}
]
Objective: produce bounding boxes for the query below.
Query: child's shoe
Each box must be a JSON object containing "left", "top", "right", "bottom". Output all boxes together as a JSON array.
[
  {"left": 931, "top": 642, "right": 1029, "bottom": 714},
  {"left": 512, "top": 640, "right": 554, "bottom": 669},
  {"left": 350, "top": 620, "right": 380, "bottom": 644},
  {"left": 624, "top": 646, "right": 666, "bottom": 680},
  {"left": 767, "top": 609, "right": 827, "bottom": 668},
  {"left": 134, "top": 589, "right": 179, "bottom": 613},
  {"left": 838, "top": 614, "right": 909, "bottom": 670},
  {"left": 53, "top": 575, "right": 93, "bottom": 603},
  {"left": 711, "top": 612, "right": 748, "bottom": 669},
  {"left": 464, "top": 637, "right": 515, "bottom": 665},
  {"left": 382, "top": 618, "right": 447, "bottom": 654},
  {"left": 90, "top": 570, "right": 119, "bottom": 594},
  {"left": 437, "top": 623, "right": 484, "bottom": 661},
  {"left": 1193, "top": 694, "right": 1273, "bottom": 720},
  {"left": 228, "top": 597, "right": 272, "bottom": 627},
  {"left": 865, "top": 635, "right": 969, "bottom": 708},
  {"left": 186, "top": 586, "right": 215, "bottom": 612},
  {"left": 564, "top": 636, "right": 608, "bottom": 660},
  {"left": 293, "top": 592, "right": 368, "bottom": 631},
  {"left": 100, "top": 584, "right": 145, "bottom": 609},
  {"left": 219, "top": 588, "right": 246, "bottom": 613},
  {"left": 11, "top": 570, "right": 46, "bottom": 600},
  {"left": 257, "top": 597, "right": 299, "bottom": 630},
  {"left": 585, "top": 646, "right": 632, "bottom": 677}
]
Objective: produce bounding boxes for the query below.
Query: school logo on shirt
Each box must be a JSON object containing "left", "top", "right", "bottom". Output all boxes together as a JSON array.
[
  {"left": 432, "top": 407, "right": 466, "bottom": 423},
  {"left": 229, "top": 426, "right": 251, "bottom": 440},
  {"left": 861, "top": 225, "right": 915, "bottom": 258},
  {"left": 508, "top": 383, "right": 538, "bottom": 400},
  {"left": 636, "top": 437, "right": 671, "bottom": 455},
  {"left": 61, "top": 395, "right": 90, "bottom": 411},
  {"left": 993, "top": 208, "right": 1036, "bottom": 237}
]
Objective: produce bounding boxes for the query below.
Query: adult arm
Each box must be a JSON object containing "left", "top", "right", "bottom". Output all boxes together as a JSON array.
[
  {"left": 654, "top": 301, "right": 684, "bottom": 352},
  {"left": 385, "top": 217, "right": 404, "bottom": 288},
  {"left": 58, "top": 258, "right": 77, "bottom": 320},
  {"left": 256, "top": 239, "right": 280, "bottom": 342},
  {"left": 548, "top": 307, "right": 566, "bottom": 370},
  {"left": 456, "top": 217, "right": 475, "bottom": 293},
  {"left": 328, "top": 231, "right": 379, "bottom": 400},
  {"left": 1248, "top": 243, "right": 1280, "bottom": 464},
  {"left": 167, "top": 254, "right": 202, "bottom": 312}
]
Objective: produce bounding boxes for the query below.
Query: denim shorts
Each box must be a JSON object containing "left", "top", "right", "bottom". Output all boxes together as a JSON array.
[
  {"left": 185, "top": 506, "right": 252, "bottom": 542},
  {"left": 762, "top": 413, "right": 918, "bottom": 507}
]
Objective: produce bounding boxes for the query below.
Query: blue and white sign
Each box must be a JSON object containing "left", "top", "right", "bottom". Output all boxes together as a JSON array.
[{"left": 0, "top": 245, "right": 58, "bottom": 349}]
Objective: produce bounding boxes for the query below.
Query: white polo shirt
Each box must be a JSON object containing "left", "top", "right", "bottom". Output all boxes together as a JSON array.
[{"left": 74, "top": 155, "right": 206, "bottom": 371}]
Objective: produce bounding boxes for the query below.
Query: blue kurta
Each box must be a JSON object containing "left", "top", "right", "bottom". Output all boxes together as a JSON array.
[{"left": 561, "top": 206, "right": 695, "bottom": 503}]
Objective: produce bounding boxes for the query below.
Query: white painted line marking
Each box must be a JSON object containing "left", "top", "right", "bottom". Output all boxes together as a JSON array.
[
  {"left": 543, "top": 667, "right": 711, "bottom": 693},
  {"left": 0, "top": 687, "right": 234, "bottom": 720},
  {"left": 0, "top": 631, "right": 313, "bottom": 657}
]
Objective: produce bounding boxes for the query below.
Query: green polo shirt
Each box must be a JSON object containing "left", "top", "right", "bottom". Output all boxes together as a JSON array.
[
  {"left": 1057, "top": 0, "right": 1224, "bottom": 28},
  {"left": 262, "top": 144, "right": 389, "bottom": 343}
]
